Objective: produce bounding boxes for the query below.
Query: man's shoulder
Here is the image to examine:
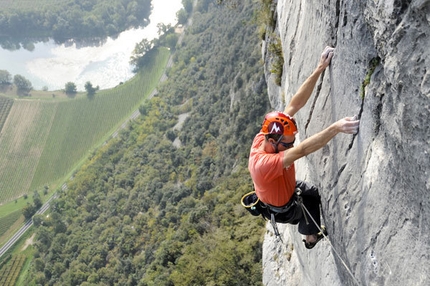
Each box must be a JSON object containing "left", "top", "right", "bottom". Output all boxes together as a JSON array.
[{"left": 250, "top": 133, "right": 265, "bottom": 155}]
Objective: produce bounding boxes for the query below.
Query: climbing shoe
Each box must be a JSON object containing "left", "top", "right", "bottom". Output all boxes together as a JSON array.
[{"left": 303, "top": 226, "right": 328, "bottom": 249}]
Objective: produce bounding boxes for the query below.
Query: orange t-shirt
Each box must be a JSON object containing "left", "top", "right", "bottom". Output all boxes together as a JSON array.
[{"left": 248, "top": 132, "right": 296, "bottom": 207}]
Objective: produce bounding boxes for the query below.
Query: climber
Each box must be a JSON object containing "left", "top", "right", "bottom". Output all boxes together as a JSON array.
[{"left": 248, "top": 46, "right": 360, "bottom": 249}]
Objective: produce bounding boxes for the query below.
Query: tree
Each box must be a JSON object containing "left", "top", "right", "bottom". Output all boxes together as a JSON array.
[
  {"left": 130, "top": 38, "right": 155, "bottom": 70},
  {"left": 85, "top": 81, "right": 99, "bottom": 98},
  {"left": 0, "top": 70, "right": 12, "bottom": 85},
  {"left": 182, "top": 0, "right": 193, "bottom": 12},
  {"left": 43, "top": 185, "right": 49, "bottom": 195},
  {"left": 33, "top": 190, "right": 43, "bottom": 209},
  {"left": 138, "top": 101, "right": 150, "bottom": 116},
  {"left": 65, "top": 82, "right": 77, "bottom": 95},
  {"left": 32, "top": 214, "right": 45, "bottom": 227},
  {"left": 165, "top": 34, "right": 179, "bottom": 50},
  {"left": 22, "top": 203, "right": 36, "bottom": 220},
  {"left": 13, "top": 74, "right": 32, "bottom": 92},
  {"left": 166, "top": 130, "right": 176, "bottom": 142},
  {"left": 157, "top": 23, "right": 172, "bottom": 36},
  {"left": 177, "top": 9, "right": 189, "bottom": 25}
]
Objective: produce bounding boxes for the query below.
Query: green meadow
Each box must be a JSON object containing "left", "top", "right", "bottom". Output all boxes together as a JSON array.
[{"left": 0, "top": 48, "right": 170, "bottom": 229}]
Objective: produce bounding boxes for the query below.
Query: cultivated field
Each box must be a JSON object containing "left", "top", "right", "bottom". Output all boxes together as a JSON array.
[
  {"left": 0, "top": 97, "right": 13, "bottom": 132},
  {"left": 0, "top": 100, "right": 56, "bottom": 203},
  {"left": 0, "top": 48, "right": 170, "bottom": 205},
  {"left": 0, "top": 254, "right": 26, "bottom": 286}
]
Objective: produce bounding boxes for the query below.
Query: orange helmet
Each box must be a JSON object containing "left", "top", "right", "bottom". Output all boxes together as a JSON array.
[{"left": 261, "top": 111, "right": 298, "bottom": 136}]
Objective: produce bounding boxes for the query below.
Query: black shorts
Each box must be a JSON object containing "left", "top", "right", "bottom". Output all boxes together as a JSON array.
[{"left": 260, "top": 180, "right": 321, "bottom": 235}]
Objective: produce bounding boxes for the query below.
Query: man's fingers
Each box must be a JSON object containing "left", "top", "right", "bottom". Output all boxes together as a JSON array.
[
  {"left": 343, "top": 119, "right": 360, "bottom": 134},
  {"left": 345, "top": 116, "right": 358, "bottom": 121},
  {"left": 321, "top": 46, "right": 335, "bottom": 59}
]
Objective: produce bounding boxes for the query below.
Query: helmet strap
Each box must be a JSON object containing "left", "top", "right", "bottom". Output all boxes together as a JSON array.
[{"left": 273, "top": 135, "right": 283, "bottom": 153}]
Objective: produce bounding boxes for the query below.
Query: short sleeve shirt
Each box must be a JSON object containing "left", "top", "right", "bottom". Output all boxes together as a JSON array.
[{"left": 248, "top": 132, "right": 296, "bottom": 207}]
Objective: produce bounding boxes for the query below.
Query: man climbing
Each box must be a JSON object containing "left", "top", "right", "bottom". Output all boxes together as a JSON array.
[{"left": 248, "top": 46, "right": 360, "bottom": 249}]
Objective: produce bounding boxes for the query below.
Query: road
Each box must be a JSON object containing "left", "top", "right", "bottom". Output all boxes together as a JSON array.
[{"left": 0, "top": 193, "right": 57, "bottom": 258}]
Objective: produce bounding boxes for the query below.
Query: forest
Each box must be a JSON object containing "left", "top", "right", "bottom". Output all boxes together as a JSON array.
[
  {"left": 0, "top": 0, "right": 151, "bottom": 46},
  {"left": 20, "top": 0, "right": 273, "bottom": 285}
]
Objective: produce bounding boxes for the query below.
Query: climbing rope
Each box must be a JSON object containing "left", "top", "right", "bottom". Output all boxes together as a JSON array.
[{"left": 300, "top": 202, "right": 361, "bottom": 286}]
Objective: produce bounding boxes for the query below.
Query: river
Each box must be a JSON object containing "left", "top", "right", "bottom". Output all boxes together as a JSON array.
[{"left": 0, "top": 0, "right": 183, "bottom": 91}]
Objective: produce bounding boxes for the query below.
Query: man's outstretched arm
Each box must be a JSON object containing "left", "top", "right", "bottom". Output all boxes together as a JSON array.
[
  {"left": 284, "top": 46, "right": 335, "bottom": 117},
  {"left": 282, "top": 116, "right": 359, "bottom": 168}
]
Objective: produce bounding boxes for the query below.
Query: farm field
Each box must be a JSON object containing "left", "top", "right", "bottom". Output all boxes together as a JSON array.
[
  {"left": 0, "top": 100, "right": 57, "bottom": 204},
  {"left": 0, "top": 96, "right": 13, "bottom": 132},
  {"left": 0, "top": 254, "right": 26, "bottom": 286},
  {"left": 0, "top": 47, "right": 169, "bottom": 210}
]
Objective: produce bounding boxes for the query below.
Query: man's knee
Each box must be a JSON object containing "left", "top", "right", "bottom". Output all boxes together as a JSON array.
[{"left": 296, "top": 181, "right": 320, "bottom": 204}]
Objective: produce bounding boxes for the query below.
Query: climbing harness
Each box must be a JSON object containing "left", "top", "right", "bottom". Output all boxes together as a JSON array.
[
  {"left": 265, "top": 188, "right": 303, "bottom": 243},
  {"left": 241, "top": 187, "right": 361, "bottom": 285}
]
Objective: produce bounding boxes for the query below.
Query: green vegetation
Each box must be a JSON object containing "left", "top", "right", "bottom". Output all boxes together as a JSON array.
[
  {"left": 0, "top": 48, "right": 170, "bottom": 206},
  {"left": 0, "top": 96, "right": 13, "bottom": 132},
  {"left": 13, "top": 75, "right": 32, "bottom": 95},
  {"left": 0, "top": 229, "right": 35, "bottom": 286},
  {"left": 8, "top": 0, "right": 269, "bottom": 284},
  {"left": 64, "top": 82, "right": 77, "bottom": 96},
  {"left": 360, "top": 57, "right": 381, "bottom": 98},
  {"left": 256, "top": 0, "right": 276, "bottom": 40},
  {"left": 0, "top": 254, "right": 26, "bottom": 285},
  {"left": 84, "top": 81, "right": 99, "bottom": 98},
  {"left": 268, "top": 34, "right": 284, "bottom": 86},
  {"left": 0, "top": 210, "right": 22, "bottom": 238},
  {"left": 0, "top": 0, "right": 151, "bottom": 45},
  {"left": 1, "top": 0, "right": 271, "bottom": 284},
  {"left": 177, "top": 0, "right": 193, "bottom": 25},
  {"left": 0, "top": 70, "right": 12, "bottom": 85}
]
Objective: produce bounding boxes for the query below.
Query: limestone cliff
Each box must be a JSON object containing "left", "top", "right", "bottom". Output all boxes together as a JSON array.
[{"left": 261, "top": 0, "right": 430, "bottom": 285}]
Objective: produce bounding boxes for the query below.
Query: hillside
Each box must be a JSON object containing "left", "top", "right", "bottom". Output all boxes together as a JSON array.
[
  {"left": 22, "top": 0, "right": 270, "bottom": 284},
  {"left": 0, "top": 48, "right": 169, "bottom": 206},
  {"left": 261, "top": 0, "right": 430, "bottom": 285}
]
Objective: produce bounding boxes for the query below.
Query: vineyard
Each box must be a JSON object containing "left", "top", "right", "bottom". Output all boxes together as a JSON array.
[
  {"left": 0, "top": 255, "right": 26, "bottom": 286},
  {"left": 0, "top": 96, "right": 13, "bottom": 133},
  {"left": 0, "top": 47, "right": 170, "bottom": 205},
  {"left": 0, "top": 210, "right": 22, "bottom": 238},
  {"left": 0, "top": 101, "right": 58, "bottom": 203}
]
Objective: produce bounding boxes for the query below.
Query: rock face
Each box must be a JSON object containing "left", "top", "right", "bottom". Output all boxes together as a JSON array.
[{"left": 261, "top": 1, "right": 430, "bottom": 285}]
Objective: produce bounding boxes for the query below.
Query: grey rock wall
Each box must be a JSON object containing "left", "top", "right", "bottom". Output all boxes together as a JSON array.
[{"left": 261, "top": 1, "right": 430, "bottom": 285}]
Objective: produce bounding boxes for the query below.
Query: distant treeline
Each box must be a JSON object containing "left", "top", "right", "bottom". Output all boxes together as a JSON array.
[{"left": 0, "top": 0, "right": 151, "bottom": 44}]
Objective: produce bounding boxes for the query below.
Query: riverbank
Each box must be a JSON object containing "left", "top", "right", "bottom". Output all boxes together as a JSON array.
[
  {"left": 0, "top": 84, "right": 86, "bottom": 100},
  {"left": 0, "top": 0, "right": 184, "bottom": 91}
]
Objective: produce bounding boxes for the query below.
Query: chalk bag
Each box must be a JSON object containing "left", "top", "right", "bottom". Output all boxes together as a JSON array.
[{"left": 241, "top": 191, "right": 261, "bottom": 216}]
